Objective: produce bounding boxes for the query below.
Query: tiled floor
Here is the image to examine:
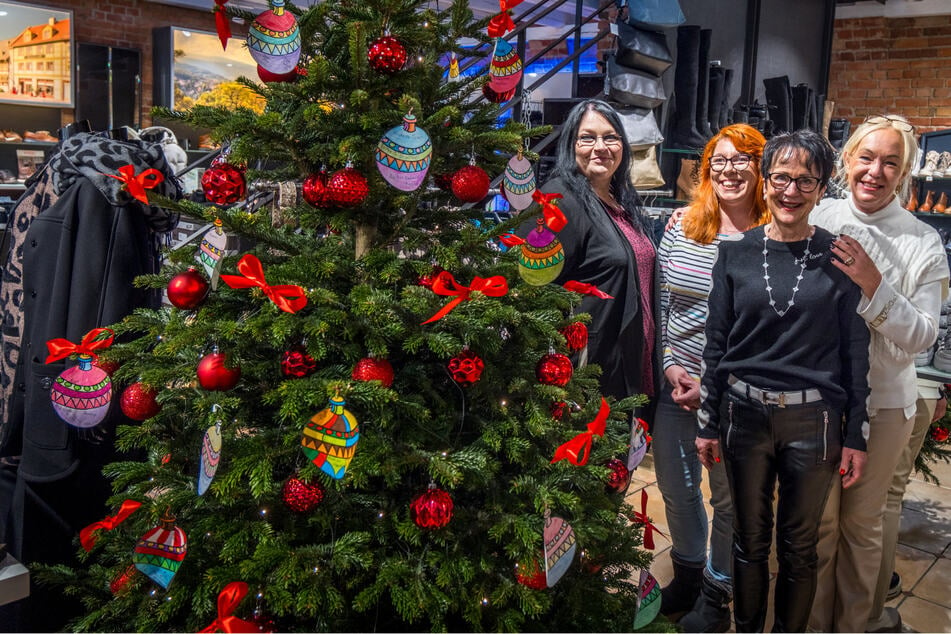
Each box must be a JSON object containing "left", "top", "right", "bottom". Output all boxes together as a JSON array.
[{"left": 627, "top": 452, "right": 951, "bottom": 632}]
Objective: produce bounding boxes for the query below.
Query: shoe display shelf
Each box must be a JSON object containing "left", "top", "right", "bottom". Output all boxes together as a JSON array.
[
  {"left": 912, "top": 128, "right": 951, "bottom": 215},
  {"left": 0, "top": 139, "right": 57, "bottom": 196}
]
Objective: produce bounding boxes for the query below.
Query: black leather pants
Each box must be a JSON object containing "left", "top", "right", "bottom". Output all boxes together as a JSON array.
[{"left": 719, "top": 388, "right": 842, "bottom": 632}]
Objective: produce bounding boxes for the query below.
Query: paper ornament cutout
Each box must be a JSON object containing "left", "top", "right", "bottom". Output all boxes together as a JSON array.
[
  {"left": 247, "top": 0, "right": 302, "bottom": 75},
  {"left": 627, "top": 417, "right": 652, "bottom": 471},
  {"left": 51, "top": 355, "right": 113, "bottom": 428},
  {"left": 376, "top": 112, "right": 433, "bottom": 191},
  {"left": 448, "top": 52, "right": 460, "bottom": 81},
  {"left": 198, "top": 420, "right": 223, "bottom": 496},
  {"left": 501, "top": 153, "right": 536, "bottom": 211},
  {"left": 133, "top": 511, "right": 187, "bottom": 589},
  {"left": 544, "top": 512, "right": 577, "bottom": 587},
  {"left": 300, "top": 395, "right": 359, "bottom": 479},
  {"left": 633, "top": 569, "right": 662, "bottom": 629},
  {"left": 517, "top": 217, "right": 565, "bottom": 285},
  {"left": 198, "top": 218, "right": 231, "bottom": 284},
  {"left": 488, "top": 38, "right": 523, "bottom": 93}
]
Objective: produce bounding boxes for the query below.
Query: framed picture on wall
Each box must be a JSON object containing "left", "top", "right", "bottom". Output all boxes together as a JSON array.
[{"left": 0, "top": 0, "right": 74, "bottom": 107}]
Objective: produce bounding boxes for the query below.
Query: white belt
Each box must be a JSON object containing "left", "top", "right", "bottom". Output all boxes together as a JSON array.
[{"left": 728, "top": 375, "right": 823, "bottom": 408}]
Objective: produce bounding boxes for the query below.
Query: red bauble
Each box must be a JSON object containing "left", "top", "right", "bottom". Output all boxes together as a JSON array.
[
  {"left": 257, "top": 64, "right": 297, "bottom": 83},
  {"left": 281, "top": 345, "right": 316, "bottom": 378},
  {"left": 515, "top": 562, "right": 547, "bottom": 590},
  {"left": 410, "top": 485, "right": 454, "bottom": 530},
  {"left": 201, "top": 162, "right": 247, "bottom": 206},
  {"left": 448, "top": 349, "right": 484, "bottom": 385},
  {"left": 302, "top": 171, "right": 331, "bottom": 207},
  {"left": 327, "top": 167, "right": 369, "bottom": 207},
  {"left": 451, "top": 165, "right": 490, "bottom": 203},
  {"left": 560, "top": 322, "right": 589, "bottom": 353},
  {"left": 197, "top": 352, "right": 242, "bottom": 391},
  {"left": 605, "top": 458, "right": 632, "bottom": 493},
  {"left": 432, "top": 172, "right": 454, "bottom": 192},
  {"left": 119, "top": 382, "right": 162, "bottom": 421},
  {"left": 417, "top": 265, "right": 445, "bottom": 288},
  {"left": 167, "top": 268, "right": 209, "bottom": 310},
  {"left": 367, "top": 35, "right": 407, "bottom": 74},
  {"left": 95, "top": 358, "right": 121, "bottom": 376},
  {"left": 536, "top": 353, "right": 573, "bottom": 386},
  {"left": 282, "top": 475, "right": 325, "bottom": 513},
  {"left": 352, "top": 357, "right": 395, "bottom": 387},
  {"left": 482, "top": 82, "right": 516, "bottom": 103},
  {"left": 251, "top": 610, "right": 276, "bottom": 634},
  {"left": 551, "top": 401, "right": 569, "bottom": 420},
  {"left": 931, "top": 425, "right": 950, "bottom": 442}
]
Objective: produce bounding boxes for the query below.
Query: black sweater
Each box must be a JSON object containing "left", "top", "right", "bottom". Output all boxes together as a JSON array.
[{"left": 698, "top": 225, "right": 870, "bottom": 451}]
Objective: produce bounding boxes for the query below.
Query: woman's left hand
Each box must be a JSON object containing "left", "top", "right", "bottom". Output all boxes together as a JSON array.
[
  {"left": 838, "top": 447, "right": 867, "bottom": 489},
  {"left": 831, "top": 234, "right": 883, "bottom": 299}
]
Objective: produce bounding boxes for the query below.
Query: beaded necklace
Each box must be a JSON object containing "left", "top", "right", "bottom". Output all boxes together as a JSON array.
[{"left": 762, "top": 229, "right": 812, "bottom": 318}]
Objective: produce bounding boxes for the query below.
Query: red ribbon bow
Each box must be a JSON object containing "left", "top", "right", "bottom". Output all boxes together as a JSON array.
[
  {"left": 200, "top": 582, "right": 259, "bottom": 633},
  {"left": 214, "top": 0, "right": 232, "bottom": 50},
  {"left": 79, "top": 499, "right": 141, "bottom": 551},
  {"left": 563, "top": 280, "right": 614, "bottom": 299},
  {"left": 532, "top": 191, "right": 567, "bottom": 232},
  {"left": 551, "top": 398, "right": 610, "bottom": 466},
  {"left": 499, "top": 232, "right": 525, "bottom": 247},
  {"left": 106, "top": 164, "right": 164, "bottom": 205},
  {"left": 630, "top": 489, "right": 667, "bottom": 550},
  {"left": 45, "top": 327, "right": 115, "bottom": 364},
  {"left": 487, "top": 12, "right": 516, "bottom": 37},
  {"left": 500, "top": 0, "right": 524, "bottom": 9},
  {"left": 636, "top": 417, "right": 652, "bottom": 443},
  {"left": 220, "top": 254, "right": 308, "bottom": 314},
  {"left": 422, "top": 271, "right": 509, "bottom": 324}
]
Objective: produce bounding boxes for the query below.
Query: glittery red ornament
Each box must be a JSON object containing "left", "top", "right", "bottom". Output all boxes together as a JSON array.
[
  {"left": 119, "top": 382, "right": 161, "bottom": 421},
  {"left": 931, "top": 425, "right": 950, "bottom": 442},
  {"left": 327, "top": 167, "right": 369, "bottom": 207},
  {"left": 551, "top": 401, "right": 569, "bottom": 420},
  {"left": 351, "top": 357, "right": 394, "bottom": 387},
  {"left": 515, "top": 561, "right": 547, "bottom": 590},
  {"left": 482, "top": 82, "right": 516, "bottom": 103},
  {"left": 95, "top": 358, "right": 121, "bottom": 377},
  {"left": 251, "top": 609, "right": 276, "bottom": 633},
  {"left": 605, "top": 458, "right": 632, "bottom": 493},
  {"left": 417, "top": 265, "right": 445, "bottom": 288},
  {"left": 257, "top": 64, "right": 297, "bottom": 83},
  {"left": 201, "top": 162, "right": 247, "bottom": 206},
  {"left": 410, "top": 485, "right": 454, "bottom": 530},
  {"left": 432, "top": 172, "right": 454, "bottom": 191},
  {"left": 536, "top": 352, "right": 573, "bottom": 386},
  {"left": 282, "top": 475, "right": 325, "bottom": 513},
  {"left": 197, "top": 351, "right": 242, "bottom": 391},
  {"left": 560, "top": 322, "right": 589, "bottom": 353},
  {"left": 448, "top": 349, "right": 484, "bottom": 385},
  {"left": 302, "top": 171, "right": 331, "bottom": 207},
  {"left": 281, "top": 345, "right": 316, "bottom": 378},
  {"left": 167, "top": 268, "right": 209, "bottom": 310},
  {"left": 367, "top": 35, "right": 407, "bottom": 74},
  {"left": 451, "top": 165, "right": 490, "bottom": 203},
  {"left": 110, "top": 564, "right": 138, "bottom": 595}
]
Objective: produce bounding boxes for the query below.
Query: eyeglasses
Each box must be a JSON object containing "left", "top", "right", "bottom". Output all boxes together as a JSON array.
[
  {"left": 576, "top": 134, "right": 623, "bottom": 147},
  {"left": 766, "top": 172, "right": 821, "bottom": 193},
  {"left": 863, "top": 115, "right": 916, "bottom": 133},
  {"left": 709, "top": 154, "right": 752, "bottom": 172}
]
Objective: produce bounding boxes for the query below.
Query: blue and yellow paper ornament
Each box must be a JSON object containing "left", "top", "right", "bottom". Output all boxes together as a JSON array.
[
  {"left": 488, "top": 37, "right": 523, "bottom": 93},
  {"left": 247, "top": 0, "right": 301, "bottom": 75},
  {"left": 544, "top": 512, "right": 577, "bottom": 587},
  {"left": 300, "top": 395, "right": 359, "bottom": 479},
  {"left": 198, "top": 420, "right": 222, "bottom": 496},
  {"left": 501, "top": 152, "right": 536, "bottom": 211},
  {"left": 133, "top": 510, "right": 187, "bottom": 589},
  {"left": 376, "top": 112, "right": 433, "bottom": 191}
]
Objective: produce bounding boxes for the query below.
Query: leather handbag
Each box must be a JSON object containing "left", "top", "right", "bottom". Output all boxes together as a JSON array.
[
  {"left": 629, "top": 145, "right": 665, "bottom": 190},
  {"left": 624, "top": 0, "right": 685, "bottom": 29},
  {"left": 615, "top": 22, "right": 672, "bottom": 77},
  {"left": 616, "top": 107, "right": 664, "bottom": 147},
  {"left": 606, "top": 55, "right": 666, "bottom": 109}
]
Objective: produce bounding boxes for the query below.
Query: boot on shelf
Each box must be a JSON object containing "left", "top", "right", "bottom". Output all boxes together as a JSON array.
[
  {"left": 707, "top": 64, "right": 726, "bottom": 135},
  {"left": 905, "top": 189, "right": 919, "bottom": 212},
  {"left": 919, "top": 150, "right": 940, "bottom": 178},
  {"left": 678, "top": 569, "right": 733, "bottom": 633},
  {"left": 719, "top": 68, "right": 734, "bottom": 129},
  {"left": 934, "top": 192, "right": 949, "bottom": 214},
  {"left": 763, "top": 75, "right": 793, "bottom": 135},
  {"left": 666, "top": 25, "right": 707, "bottom": 150},
  {"left": 660, "top": 555, "right": 704, "bottom": 621},
  {"left": 919, "top": 190, "right": 936, "bottom": 212},
  {"left": 791, "top": 83, "right": 815, "bottom": 131},
  {"left": 828, "top": 118, "right": 851, "bottom": 151},
  {"left": 695, "top": 29, "right": 714, "bottom": 140}
]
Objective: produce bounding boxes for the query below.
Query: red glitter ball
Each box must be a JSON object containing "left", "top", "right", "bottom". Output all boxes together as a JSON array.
[
  {"left": 282, "top": 475, "right": 325, "bottom": 513},
  {"left": 536, "top": 353, "right": 573, "bottom": 387},
  {"left": 367, "top": 35, "right": 408, "bottom": 74},
  {"left": 351, "top": 357, "right": 395, "bottom": 387},
  {"left": 559, "top": 322, "right": 589, "bottom": 353},
  {"left": 605, "top": 458, "right": 632, "bottom": 493},
  {"left": 119, "top": 382, "right": 162, "bottom": 421},
  {"left": 451, "top": 165, "right": 490, "bottom": 203},
  {"left": 327, "top": 167, "right": 369, "bottom": 207},
  {"left": 410, "top": 486, "right": 454, "bottom": 530},
  {"left": 931, "top": 425, "right": 950, "bottom": 443},
  {"left": 515, "top": 561, "right": 547, "bottom": 590}
]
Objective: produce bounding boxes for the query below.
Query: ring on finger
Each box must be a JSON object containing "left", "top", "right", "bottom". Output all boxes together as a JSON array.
[{"left": 844, "top": 256, "right": 855, "bottom": 266}]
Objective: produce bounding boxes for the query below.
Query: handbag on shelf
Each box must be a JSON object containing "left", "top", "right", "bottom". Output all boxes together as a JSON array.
[
  {"left": 616, "top": 107, "right": 664, "bottom": 147},
  {"left": 675, "top": 157, "right": 700, "bottom": 202},
  {"left": 629, "top": 145, "right": 666, "bottom": 190},
  {"left": 625, "top": 0, "right": 686, "bottom": 29},
  {"left": 606, "top": 54, "right": 667, "bottom": 109},
  {"left": 615, "top": 22, "right": 672, "bottom": 76}
]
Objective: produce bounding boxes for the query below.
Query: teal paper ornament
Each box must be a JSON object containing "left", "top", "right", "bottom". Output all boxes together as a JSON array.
[
  {"left": 247, "top": 0, "right": 302, "bottom": 75},
  {"left": 376, "top": 113, "right": 433, "bottom": 191}
]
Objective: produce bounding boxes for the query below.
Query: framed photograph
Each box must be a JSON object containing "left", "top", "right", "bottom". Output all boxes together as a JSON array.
[{"left": 0, "top": 0, "right": 74, "bottom": 107}]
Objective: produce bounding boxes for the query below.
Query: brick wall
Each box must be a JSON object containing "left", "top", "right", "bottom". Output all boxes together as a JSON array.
[{"left": 828, "top": 14, "right": 951, "bottom": 134}]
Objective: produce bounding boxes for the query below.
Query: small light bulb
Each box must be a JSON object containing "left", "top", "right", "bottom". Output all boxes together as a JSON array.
[
  {"left": 378, "top": 512, "right": 384, "bottom": 518},
  {"left": 313, "top": 566, "right": 319, "bottom": 573},
  {"left": 166, "top": 596, "right": 172, "bottom": 601},
  {"left": 149, "top": 589, "right": 157, "bottom": 596},
  {"left": 441, "top": 451, "right": 448, "bottom": 457},
  {"left": 257, "top": 592, "right": 263, "bottom": 599},
  {"left": 481, "top": 597, "right": 489, "bottom": 606},
  {"left": 500, "top": 399, "right": 507, "bottom": 407},
  {"left": 260, "top": 508, "right": 267, "bottom": 516}
]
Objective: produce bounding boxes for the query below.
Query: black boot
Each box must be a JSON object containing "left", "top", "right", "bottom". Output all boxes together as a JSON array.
[
  {"left": 660, "top": 555, "right": 704, "bottom": 620},
  {"left": 679, "top": 570, "right": 732, "bottom": 633},
  {"left": 791, "top": 83, "right": 814, "bottom": 132},
  {"left": 667, "top": 25, "right": 707, "bottom": 150},
  {"left": 707, "top": 64, "right": 725, "bottom": 134},
  {"left": 719, "top": 68, "right": 733, "bottom": 129},
  {"left": 828, "top": 117, "right": 851, "bottom": 151},
  {"left": 695, "top": 29, "right": 713, "bottom": 140},
  {"left": 763, "top": 75, "right": 793, "bottom": 134}
]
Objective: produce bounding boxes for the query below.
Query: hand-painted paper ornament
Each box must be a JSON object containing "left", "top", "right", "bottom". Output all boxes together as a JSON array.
[
  {"left": 518, "top": 217, "right": 565, "bottom": 285},
  {"left": 447, "top": 52, "right": 460, "bottom": 81},
  {"left": 501, "top": 153, "right": 536, "bottom": 211},
  {"left": 544, "top": 512, "right": 577, "bottom": 587},
  {"left": 300, "top": 395, "right": 359, "bottom": 480},
  {"left": 133, "top": 510, "right": 187, "bottom": 589},
  {"left": 247, "top": 0, "right": 302, "bottom": 75},
  {"left": 46, "top": 328, "right": 116, "bottom": 429},
  {"left": 633, "top": 569, "right": 662, "bottom": 629},
  {"left": 451, "top": 164, "right": 490, "bottom": 203},
  {"left": 367, "top": 35, "right": 407, "bottom": 74},
  {"left": 376, "top": 113, "right": 433, "bottom": 191},
  {"left": 198, "top": 420, "right": 222, "bottom": 496},
  {"left": 198, "top": 218, "right": 230, "bottom": 280},
  {"left": 257, "top": 64, "right": 297, "bottom": 83},
  {"left": 626, "top": 417, "right": 652, "bottom": 471},
  {"left": 488, "top": 37, "right": 523, "bottom": 93}
]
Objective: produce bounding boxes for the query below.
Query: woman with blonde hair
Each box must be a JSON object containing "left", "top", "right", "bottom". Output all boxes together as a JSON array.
[{"left": 655, "top": 123, "right": 769, "bottom": 631}]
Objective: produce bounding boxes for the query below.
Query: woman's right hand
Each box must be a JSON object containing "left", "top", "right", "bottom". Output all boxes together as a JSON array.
[
  {"left": 664, "top": 365, "right": 701, "bottom": 410},
  {"left": 696, "top": 437, "right": 721, "bottom": 470},
  {"left": 664, "top": 207, "right": 686, "bottom": 231}
]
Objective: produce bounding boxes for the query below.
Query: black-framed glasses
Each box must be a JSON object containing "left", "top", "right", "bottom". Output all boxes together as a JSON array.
[
  {"left": 863, "top": 115, "right": 916, "bottom": 133},
  {"left": 576, "top": 134, "right": 623, "bottom": 147},
  {"left": 766, "top": 172, "right": 821, "bottom": 193},
  {"left": 709, "top": 154, "right": 752, "bottom": 172}
]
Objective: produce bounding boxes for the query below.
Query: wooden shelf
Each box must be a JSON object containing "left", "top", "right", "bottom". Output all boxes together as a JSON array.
[{"left": 917, "top": 364, "right": 951, "bottom": 384}]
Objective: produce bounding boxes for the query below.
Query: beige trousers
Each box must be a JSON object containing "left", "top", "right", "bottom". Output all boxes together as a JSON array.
[{"left": 809, "top": 407, "right": 913, "bottom": 633}]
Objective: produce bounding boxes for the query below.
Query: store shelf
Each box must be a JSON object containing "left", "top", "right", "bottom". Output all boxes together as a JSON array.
[{"left": 917, "top": 364, "right": 951, "bottom": 384}]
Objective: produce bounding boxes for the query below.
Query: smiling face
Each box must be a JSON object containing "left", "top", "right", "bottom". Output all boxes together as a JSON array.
[
  {"left": 843, "top": 128, "right": 905, "bottom": 214},
  {"left": 574, "top": 110, "right": 622, "bottom": 189},
  {"left": 764, "top": 148, "right": 826, "bottom": 232},
  {"left": 709, "top": 138, "right": 759, "bottom": 211}
]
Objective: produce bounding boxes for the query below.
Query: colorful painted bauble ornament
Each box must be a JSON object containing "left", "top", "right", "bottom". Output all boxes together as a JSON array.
[
  {"left": 133, "top": 511, "right": 187, "bottom": 589},
  {"left": 167, "top": 267, "right": 209, "bottom": 310},
  {"left": 247, "top": 0, "right": 301, "bottom": 75},
  {"left": 351, "top": 357, "right": 394, "bottom": 387},
  {"left": 201, "top": 162, "right": 247, "bottom": 206},
  {"left": 482, "top": 82, "right": 515, "bottom": 103},
  {"left": 300, "top": 395, "right": 359, "bottom": 480},
  {"left": 198, "top": 219, "right": 229, "bottom": 279},
  {"left": 376, "top": 113, "right": 432, "bottom": 191},
  {"left": 544, "top": 514, "right": 577, "bottom": 587},
  {"left": 50, "top": 354, "right": 112, "bottom": 428},
  {"left": 197, "top": 352, "right": 242, "bottom": 391},
  {"left": 281, "top": 345, "right": 316, "bottom": 378},
  {"left": 932, "top": 425, "right": 949, "bottom": 442},
  {"left": 197, "top": 421, "right": 222, "bottom": 496},
  {"left": 282, "top": 475, "right": 325, "bottom": 513},
  {"left": 448, "top": 349, "right": 484, "bottom": 385},
  {"left": 302, "top": 171, "right": 331, "bottom": 207},
  {"left": 518, "top": 217, "right": 565, "bottom": 285},
  {"left": 447, "top": 52, "right": 460, "bottom": 81},
  {"left": 536, "top": 352, "right": 573, "bottom": 387},
  {"left": 119, "top": 382, "right": 161, "bottom": 421},
  {"left": 488, "top": 38, "right": 523, "bottom": 93},
  {"left": 627, "top": 417, "right": 651, "bottom": 471},
  {"left": 367, "top": 35, "right": 407, "bottom": 74},
  {"left": 256, "top": 64, "right": 297, "bottom": 83},
  {"left": 410, "top": 485, "right": 454, "bottom": 530},
  {"left": 605, "top": 457, "right": 632, "bottom": 493},
  {"left": 633, "top": 569, "right": 662, "bottom": 629},
  {"left": 451, "top": 164, "right": 490, "bottom": 203},
  {"left": 501, "top": 154, "right": 537, "bottom": 211},
  {"left": 327, "top": 167, "right": 369, "bottom": 207},
  {"left": 515, "top": 561, "right": 547, "bottom": 590},
  {"left": 560, "top": 322, "right": 588, "bottom": 353}
]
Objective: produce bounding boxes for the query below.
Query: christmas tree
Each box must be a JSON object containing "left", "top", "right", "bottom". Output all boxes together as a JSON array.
[{"left": 37, "top": 0, "right": 658, "bottom": 630}]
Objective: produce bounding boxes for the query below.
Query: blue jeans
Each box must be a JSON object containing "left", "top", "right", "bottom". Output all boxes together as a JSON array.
[{"left": 652, "top": 384, "right": 733, "bottom": 580}]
